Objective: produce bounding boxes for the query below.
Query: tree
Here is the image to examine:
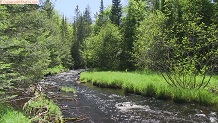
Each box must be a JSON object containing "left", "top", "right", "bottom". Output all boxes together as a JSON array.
[
  {"left": 83, "top": 5, "right": 92, "bottom": 37},
  {"left": 110, "top": 0, "right": 122, "bottom": 26},
  {"left": 134, "top": 0, "right": 218, "bottom": 89},
  {"left": 72, "top": 5, "right": 82, "bottom": 69},
  {"left": 99, "top": 0, "right": 104, "bottom": 21},
  {"left": 0, "top": 5, "right": 16, "bottom": 89},
  {"left": 133, "top": 11, "right": 168, "bottom": 70},
  {"left": 94, "top": 0, "right": 108, "bottom": 34},
  {"left": 41, "top": 0, "right": 54, "bottom": 18},
  {"left": 82, "top": 22, "right": 122, "bottom": 70},
  {"left": 1, "top": 5, "right": 51, "bottom": 84},
  {"left": 60, "top": 16, "right": 74, "bottom": 68},
  {"left": 72, "top": 5, "right": 92, "bottom": 69},
  {"left": 121, "top": 0, "right": 147, "bottom": 70},
  {"left": 0, "top": 3, "right": 73, "bottom": 87}
]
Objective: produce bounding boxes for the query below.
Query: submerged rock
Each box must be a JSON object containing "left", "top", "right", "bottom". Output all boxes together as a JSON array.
[{"left": 115, "top": 102, "right": 150, "bottom": 112}]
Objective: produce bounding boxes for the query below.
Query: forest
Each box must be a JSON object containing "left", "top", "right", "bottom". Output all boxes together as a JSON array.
[
  {"left": 1, "top": 0, "right": 218, "bottom": 90},
  {"left": 1, "top": 0, "right": 218, "bottom": 122}
]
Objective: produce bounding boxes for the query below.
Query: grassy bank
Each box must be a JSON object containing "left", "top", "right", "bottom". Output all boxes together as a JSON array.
[
  {"left": 80, "top": 71, "right": 218, "bottom": 107},
  {"left": 0, "top": 104, "right": 31, "bottom": 123},
  {"left": 0, "top": 91, "right": 63, "bottom": 123}
]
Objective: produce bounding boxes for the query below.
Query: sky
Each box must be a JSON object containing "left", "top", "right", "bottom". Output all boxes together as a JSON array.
[{"left": 54, "top": 0, "right": 128, "bottom": 21}]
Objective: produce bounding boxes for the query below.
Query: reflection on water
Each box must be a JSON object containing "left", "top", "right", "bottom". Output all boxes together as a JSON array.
[{"left": 40, "top": 70, "right": 218, "bottom": 123}]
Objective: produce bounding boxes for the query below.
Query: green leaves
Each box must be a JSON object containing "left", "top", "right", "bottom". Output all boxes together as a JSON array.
[
  {"left": 132, "top": 0, "right": 218, "bottom": 89},
  {"left": 82, "top": 22, "right": 122, "bottom": 70},
  {"left": 133, "top": 10, "right": 167, "bottom": 69}
]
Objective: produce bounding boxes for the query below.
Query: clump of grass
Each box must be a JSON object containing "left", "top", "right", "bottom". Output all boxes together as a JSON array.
[
  {"left": 61, "top": 86, "right": 76, "bottom": 93},
  {"left": 23, "top": 91, "right": 62, "bottom": 122},
  {"left": 156, "top": 86, "right": 172, "bottom": 100},
  {"left": 80, "top": 71, "right": 218, "bottom": 107},
  {"left": 0, "top": 104, "right": 31, "bottom": 123},
  {"left": 45, "top": 65, "right": 66, "bottom": 75}
]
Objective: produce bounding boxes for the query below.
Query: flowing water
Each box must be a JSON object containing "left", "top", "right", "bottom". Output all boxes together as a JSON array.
[{"left": 39, "top": 70, "right": 218, "bottom": 123}]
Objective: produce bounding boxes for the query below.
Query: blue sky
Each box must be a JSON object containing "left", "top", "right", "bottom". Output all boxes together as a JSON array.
[{"left": 54, "top": 0, "right": 128, "bottom": 21}]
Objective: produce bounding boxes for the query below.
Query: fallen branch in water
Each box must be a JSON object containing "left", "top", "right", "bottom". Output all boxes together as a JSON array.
[
  {"left": 74, "top": 116, "right": 90, "bottom": 122},
  {"left": 63, "top": 116, "right": 90, "bottom": 122},
  {"left": 63, "top": 117, "right": 80, "bottom": 122},
  {"left": 70, "top": 106, "right": 90, "bottom": 109},
  {"left": 56, "top": 97, "right": 78, "bottom": 101},
  {"left": 3, "top": 97, "right": 33, "bottom": 103}
]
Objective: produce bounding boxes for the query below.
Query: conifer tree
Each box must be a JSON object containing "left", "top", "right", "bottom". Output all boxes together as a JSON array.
[
  {"left": 72, "top": 5, "right": 92, "bottom": 68},
  {"left": 110, "top": 0, "right": 122, "bottom": 26},
  {"left": 121, "top": 0, "right": 146, "bottom": 69},
  {"left": 99, "top": 0, "right": 104, "bottom": 21}
]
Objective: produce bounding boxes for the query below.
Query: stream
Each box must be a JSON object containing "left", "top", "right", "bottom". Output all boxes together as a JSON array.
[{"left": 39, "top": 70, "right": 218, "bottom": 123}]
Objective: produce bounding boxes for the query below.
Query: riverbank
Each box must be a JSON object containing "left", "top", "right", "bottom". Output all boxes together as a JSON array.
[
  {"left": 1, "top": 70, "right": 215, "bottom": 122},
  {"left": 0, "top": 104, "right": 31, "bottom": 123},
  {"left": 0, "top": 87, "right": 63, "bottom": 123},
  {"left": 80, "top": 71, "right": 218, "bottom": 107},
  {"left": 0, "top": 70, "right": 83, "bottom": 123}
]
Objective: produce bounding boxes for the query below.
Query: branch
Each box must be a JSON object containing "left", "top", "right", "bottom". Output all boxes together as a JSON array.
[{"left": 160, "top": 72, "right": 173, "bottom": 87}]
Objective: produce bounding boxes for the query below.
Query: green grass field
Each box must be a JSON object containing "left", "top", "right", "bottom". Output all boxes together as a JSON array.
[{"left": 80, "top": 71, "right": 218, "bottom": 107}]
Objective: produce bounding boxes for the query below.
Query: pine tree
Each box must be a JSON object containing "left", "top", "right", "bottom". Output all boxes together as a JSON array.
[
  {"left": 99, "top": 0, "right": 104, "bottom": 21},
  {"left": 110, "top": 0, "right": 122, "bottom": 26},
  {"left": 83, "top": 6, "right": 92, "bottom": 37},
  {"left": 160, "top": 0, "right": 165, "bottom": 12},
  {"left": 121, "top": 0, "right": 146, "bottom": 69},
  {"left": 42, "top": 0, "right": 54, "bottom": 18},
  {"left": 72, "top": 5, "right": 92, "bottom": 69},
  {"left": 72, "top": 5, "right": 82, "bottom": 69}
]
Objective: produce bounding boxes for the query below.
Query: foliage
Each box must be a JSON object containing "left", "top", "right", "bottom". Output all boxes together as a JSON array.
[
  {"left": 60, "top": 16, "right": 74, "bottom": 69},
  {"left": 72, "top": 5, "right": 92, "bottom": 69},
  {"left": 133, "top": 10, "right": 167, "bottom": 69},
  {"left": 121, "top": 0, "right": 147, "bottom": 70},
  {"left": 82, "top": 22, "right": 122, "bottom": 70},
  {"left": 94, "top": 6, "right": 112, "bottom": 35},
  {"left": 133, "top": 0, "right": 218, "bottom": 89},
  {"left": 0, "top": 2, "right": 73, "bottom": 87},
  {"left": 44, "top": 64, "right": 66, "bottom": 75}
]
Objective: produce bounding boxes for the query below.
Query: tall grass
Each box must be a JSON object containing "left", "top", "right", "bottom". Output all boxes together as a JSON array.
[
  {"left": 0, "top": 104, "right": 31, "bottom": 123},
  {"left": 80, "top": 71, "right": 218, "bottom": 107}
]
